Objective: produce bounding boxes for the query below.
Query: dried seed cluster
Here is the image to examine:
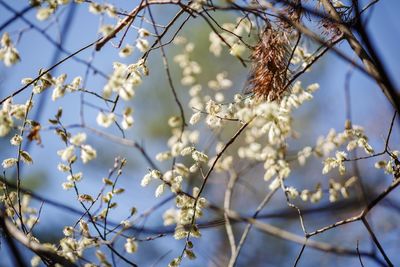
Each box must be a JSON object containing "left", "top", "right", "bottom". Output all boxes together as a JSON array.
[{"left": 247, "top": 27, "right": 291, "bottom": 101}]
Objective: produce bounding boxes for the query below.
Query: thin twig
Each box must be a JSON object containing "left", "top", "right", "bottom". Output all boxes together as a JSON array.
[{"left": 361, "top": 217, "right": 393, "bottom": 267}]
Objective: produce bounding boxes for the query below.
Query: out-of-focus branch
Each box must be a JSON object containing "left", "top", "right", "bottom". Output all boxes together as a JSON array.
[
  {"left": 228, "top": 187, "right": 278, "bottom": 267},
  {"left": 0, "top": 209, "right": 25, "bottom": 267},
  {"left": 222, "top": 207, "right": 383, "bottom": 263},
  {"left": 362, "top": 217, "right": 393, "bottom": 267},
  {"left": 0, "top": 212, "right": 78, "bottom": 267},
  {"left": 321, "top": 0, "right": 400, "bottom": 113},
  {"left": 308, "top": 175, "right": 400, "bottom": 237},
  {"left": 224, "top": 171, "right": 238, "bottom": 257},
  {"left": 0, "top": 4, "right": 34, "bottom": 32}
]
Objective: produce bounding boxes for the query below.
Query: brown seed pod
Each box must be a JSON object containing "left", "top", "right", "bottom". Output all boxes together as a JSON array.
[{"left": 246, "top": 27, "right": 292, "bottom": 101}]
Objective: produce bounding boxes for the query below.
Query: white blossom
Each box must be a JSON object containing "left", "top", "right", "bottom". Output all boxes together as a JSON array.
[
  {"left": 155, "top": 183, "right": 165, "bottom": 197},
  {"left": 69, "top": 77, "right": 82, "bottom": 91},
  {"left": 62, "top": 182, "right": 74, "bottom": 190},
  {"left": 124, "top": 238, "right": 138, "bottom": 253},
  {"left": 230, "top": 43, "right": 246, "bottom": 57},
  {"left": 70, "top": 133, "right": 87, "bottom": 146},
  {"left": 31, "top": 256, "right": 41, "bottom": 267},
  {"left": 138, "top": 28, "right": 150, "bottom": 37},
  {"left": 20, "top": 151, "right": 33, "bottom": 164},
  {"left": 168, "top": 116, "right": 182, "bottom": 128},
  {"left": 36, "top": 8, "right": 53, "bottom": 21},
  {"left": 0, "top": 33, "right": 20, "bottom": 66},
  {"left": 163, "top": 208, "right": 178, "bottom": 226},
  {"left": 57, "top": 163, "right": 70, "bottom": 172},
  {"left": 96, "top": 112, "right": 115, "bottom": 128},
  {"left": 141, "top": 173, "right": 152, "bottom": 187},
  {"left": 89, "top": 2, "right": 103, "bottom": 14},
  {"left": 80, "top": 145, "right": 97, "bottom": 163},
  {"left": 119, "top": 44, "right": 134, "bottom": 58},
  {"left": 286, "top": 187, "right": 299, "bottom": 199},
  {"left": 57, "top": 146, "right": 75, "bottom": 162},
  {"left": 10, "top": 134, "right": 22, "bottom": 146},
  {"left": 189, "top": 112, "right": 201, "bottom": 125},
  {"left": 67, "top": 172, "right": 83, "bottom": 182},
  {"left": 2, "top": 158, "right": 17, "bottom": 169},
  {"left": 156, "top": 151, "right": 172, "bottom": 161},
  {"left": 136, "top": 38, "right": 149, "bottom": 52},
  {"left": 0, "top": 110, "right": 13, "bottom": 137},
  {"left": 181, "top": 146, "right": 194, "bottom": 156},
  {"left": 298, "top": 146, "right": 312, "bottom": 166},
  {"left": 192, "top": 150, "right": 208, "bottom": 163}
]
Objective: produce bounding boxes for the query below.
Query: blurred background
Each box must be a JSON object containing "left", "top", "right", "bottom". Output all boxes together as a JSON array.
[{"left": 0, "top": 0, "right": 399, "bottom": 266}]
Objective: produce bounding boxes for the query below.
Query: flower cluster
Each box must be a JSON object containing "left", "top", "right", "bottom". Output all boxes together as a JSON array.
[
  {"left": 0, "top": 192, "right": 39, "bottom": 229},
  {"left": 139, "top": 34, "right": 328, "bottom": 264},
  {"left": 0, "top": 33, "right": 20, "bottom": 67},
  {"left": 375, "top": 151, "right": 400, "bottom": 178},
  {"left": 319, "top": 123, "right": 374, "bottom": 176},
  {"left": 51, "top": 75, "right": 82, "bottom": 101},
  {"left": 31, "top": 0, "right": 72, "bottom": 21},
  {"left": 102, "top": 60, "right": 147, "bottom": 101},
  {"left": 117, "top": 28, "right": 151, "bottom": 55},
  {"left": 56, "top": 131, "right": 97, "bottom": 189},
  {"left": 0, "top": 98, "right": 33, "bottom": 137},
  {"left": 96, "top": 112, "right": 115, "bottom": 128},
  {"left": 87, "top": 1, "right": 117, "bottom": 17},
  {"left": 174, "top": 37, "right": 202, "bottom": 88},
  {"left": 234, "top": 82, "right": 318, "bottom": 190},
  {"left": 315, "top": 123, "right": 374, "bottom": 159},
  {"left": 298, "top": 184, "right": 323, "bottom": 203},
  {"left": 322, "top": 151, "right": 348, "bottom": 175},
  {"left": 208, "top": 18, "right": 252, "bottom": 58},
  {"left": 22, "top": 72, "right": 82, "bottom": 100},
  {"left": 155, "top": 115, "right": 202, "bottom": 173},
  {"left": 291, "top": 45, "right": 313, "bottom": 69},
  {"left": 142, "top": 167, "right": 207, "bottom": 239},
  {"left": 58, "top": 234, "right": 99, "bottom": 263},
  {"left": 136, "top": 28, "right": 150, "bottom": 53},
  {"left": 172, "top": 187, "right": 206, "bottom": 239},
  {"left": 328, "top": 176, "right": 357, "bottom": 202}
]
